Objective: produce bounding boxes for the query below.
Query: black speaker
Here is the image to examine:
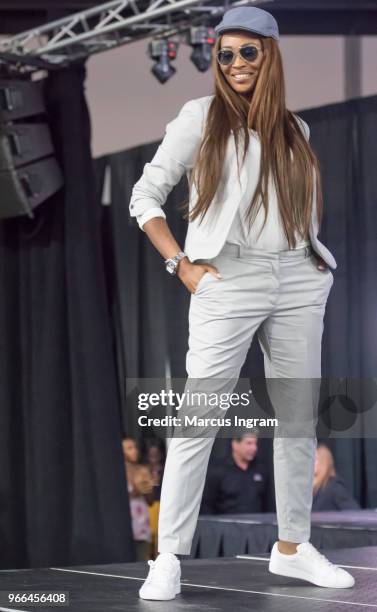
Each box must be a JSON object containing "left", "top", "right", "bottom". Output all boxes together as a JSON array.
[
  {"left": 0, "top": 78, "right": 64, "bottom": 219},
  {"left": 0, "top": 78, "right": 46, "bottom": 122}
]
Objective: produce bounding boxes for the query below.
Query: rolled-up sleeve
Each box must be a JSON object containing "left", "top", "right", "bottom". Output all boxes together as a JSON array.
[{"left": 129, "top": 98, "right": 204, "bottom": 231}]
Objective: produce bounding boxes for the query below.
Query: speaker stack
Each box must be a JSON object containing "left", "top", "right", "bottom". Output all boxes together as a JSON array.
[{"left": 0, "top": 78, "right": 63, "bottom": 219}]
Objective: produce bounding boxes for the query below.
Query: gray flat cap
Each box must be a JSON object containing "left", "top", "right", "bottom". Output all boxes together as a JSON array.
[{"left": 214, "top": 6, "right": 279, "bottom": 41}]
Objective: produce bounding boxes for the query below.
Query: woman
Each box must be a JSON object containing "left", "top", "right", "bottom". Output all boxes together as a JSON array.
[
  {"left": 144, "top": 439, "right": 166, "bottom": 558},
  {"left": 122, "top": 437, "right": 154, "bottom": 561},
  {"left": 312, "top": 444, "right": 360, "bottom": 511},
  {"left": 129, "top": 6, "right": 355, "bottom": 599},
  {"left": 144, "top": 439, "right": 165, "bottom": 501}
]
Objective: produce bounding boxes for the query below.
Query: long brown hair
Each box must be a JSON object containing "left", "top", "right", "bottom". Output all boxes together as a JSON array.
[
  {"left": 313, "top": 444, "right": 336, "bottom": 493},
  {"left": 179, "top": 33, "right": 323, "bottom": 248}
]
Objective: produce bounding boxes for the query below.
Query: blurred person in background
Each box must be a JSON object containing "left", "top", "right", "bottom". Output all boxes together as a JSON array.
[
  {"left": 122, "top": 436, "right": 154, "bottom": 561},
  {"left": 200, "top": 432, "right": 270, "bottom": 514},
  {"left": 144, "top": 438, "right": 166, "bottom": 501},
  {"left": 312, "top": 444, "right": 360, "bottom": 512},
  {"left": 144, "top": 439, "right": 166, "bottom": 558}
]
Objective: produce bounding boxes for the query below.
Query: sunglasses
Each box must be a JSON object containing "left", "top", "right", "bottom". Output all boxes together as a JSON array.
[{"left": 216, "top": 44, "right": 262, "bottom": 67}]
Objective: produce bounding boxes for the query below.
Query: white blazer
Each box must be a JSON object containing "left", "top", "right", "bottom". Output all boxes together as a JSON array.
[{"left": 129, "top": 95, "right": 337, "bottom": 270}]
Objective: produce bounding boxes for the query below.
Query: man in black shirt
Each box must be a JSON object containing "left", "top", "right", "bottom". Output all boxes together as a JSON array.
[{"left": 200, "top": 432, "right": 269, "bottom": 514}]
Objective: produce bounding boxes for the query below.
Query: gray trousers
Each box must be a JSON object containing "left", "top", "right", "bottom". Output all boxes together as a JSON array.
[{"left": 158, "top": 241, "right": 334, "bottom": 554}]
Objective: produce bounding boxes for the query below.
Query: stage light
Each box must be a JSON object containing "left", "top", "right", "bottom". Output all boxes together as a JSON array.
[
  {"left": 148, "top": 39, "right": 178, "bottom": 84},
  {"left": 189, "top": 26, "right": 216, "bottom": 72}
]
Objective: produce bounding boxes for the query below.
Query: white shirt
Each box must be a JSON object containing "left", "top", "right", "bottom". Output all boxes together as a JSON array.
[{"left": 225, "top": 131, "right": 310, "bottom": 251}]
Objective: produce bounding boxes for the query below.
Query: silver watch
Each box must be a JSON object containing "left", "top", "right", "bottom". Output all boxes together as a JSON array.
[{"left": 165, "top": 251, "right": 188, "bottom": 275}]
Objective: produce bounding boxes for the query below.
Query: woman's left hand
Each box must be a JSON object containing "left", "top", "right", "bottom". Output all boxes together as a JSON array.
[{"left": 315, "top": 256, "right": 329, "bottom": 271}]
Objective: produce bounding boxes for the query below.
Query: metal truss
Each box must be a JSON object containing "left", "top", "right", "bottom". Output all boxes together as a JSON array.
[{"left": 0, "top": 0, "right": 272, "bottom": 73}]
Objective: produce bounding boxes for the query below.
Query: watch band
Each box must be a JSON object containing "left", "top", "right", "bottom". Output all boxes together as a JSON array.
[{"left": 164, "top": 251, "right": 187, "bottom": 275}]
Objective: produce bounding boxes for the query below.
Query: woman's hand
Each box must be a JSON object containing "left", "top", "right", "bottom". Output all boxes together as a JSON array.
[
  {"left": 314, "top": 255, "right": 329, "bottom": 271},
  {"left": 177, "top": 258, "right": 222, "bottom": 294}
]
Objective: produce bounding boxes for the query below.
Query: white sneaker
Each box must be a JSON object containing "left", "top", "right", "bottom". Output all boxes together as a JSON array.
[
  {"left": 139, "top": 552, "right": 181, "bottom": 600},
  {"left": 269, "top": 541, "right": 355, "bottom": 588}
]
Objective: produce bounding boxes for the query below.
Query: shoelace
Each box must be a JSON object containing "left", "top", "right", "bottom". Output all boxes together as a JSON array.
[{"left": 300, "top": 543, "right": 340, "bottom": 571}]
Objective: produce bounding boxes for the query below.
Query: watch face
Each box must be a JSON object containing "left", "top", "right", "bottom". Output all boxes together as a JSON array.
[{"left": 166, "top": 261, "right": 176, "bottom": 274}]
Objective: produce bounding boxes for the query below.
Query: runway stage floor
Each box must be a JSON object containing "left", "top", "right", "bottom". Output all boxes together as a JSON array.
[{"left": 1, "top": 546, "right": 376, "bottom": 611}]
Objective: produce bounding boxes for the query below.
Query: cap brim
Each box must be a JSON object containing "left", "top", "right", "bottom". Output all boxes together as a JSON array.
[{"left": 215, "top": 26, "right": 276, "bottom": 40}]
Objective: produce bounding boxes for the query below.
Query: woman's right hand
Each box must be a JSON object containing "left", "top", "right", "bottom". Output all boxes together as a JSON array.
[{"left": 177, "top": 258, "right": 222, "bottom": 294}]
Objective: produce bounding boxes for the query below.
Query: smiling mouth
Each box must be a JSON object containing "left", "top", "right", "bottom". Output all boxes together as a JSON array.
[{"left": 232, "top": 73, "right": 254, "bottom": 81}]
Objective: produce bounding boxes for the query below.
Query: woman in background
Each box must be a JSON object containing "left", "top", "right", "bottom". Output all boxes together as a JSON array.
[
  {"left": 144, "top": 438, "right": 166, "bottom": 501},
  {"left": 122, "top": 437, "right": 154, "bottom": 561},
  {"left": 144, "top": 439, "right": 166, "bottom": 558},
  {"left": 312, "top": 444, "right": 360, "bottom": 511}
]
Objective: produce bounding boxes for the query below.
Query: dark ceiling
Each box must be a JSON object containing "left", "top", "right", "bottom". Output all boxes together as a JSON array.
[{"left": 1, "top": 0, "right": 376, "bottom": 35}]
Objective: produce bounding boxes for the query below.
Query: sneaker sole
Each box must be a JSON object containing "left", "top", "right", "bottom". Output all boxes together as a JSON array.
[
  {"left": 138, "top": 583, "right": 181, "bottom": 600},
  {"left": 269, "top": 560, "right": 354, "bottom": 589}
]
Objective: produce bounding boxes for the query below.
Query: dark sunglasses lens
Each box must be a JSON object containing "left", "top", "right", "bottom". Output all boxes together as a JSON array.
[
  {"left": 217, "top": 50, "right": 234, "bottom": 65},
  {"left": 240, "top": 46, "right": 259, "bottom": 62}
]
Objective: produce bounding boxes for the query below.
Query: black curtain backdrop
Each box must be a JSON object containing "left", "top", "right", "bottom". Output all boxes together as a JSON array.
[
  {"left": 299, "top": 96, "right": 377, "bottom": 510},
  {"left": 0, "top": 62, "right": 135, "bottom": 570},
  {"left": 95, "top": 94, "right": 377, "bottom": 513}
]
